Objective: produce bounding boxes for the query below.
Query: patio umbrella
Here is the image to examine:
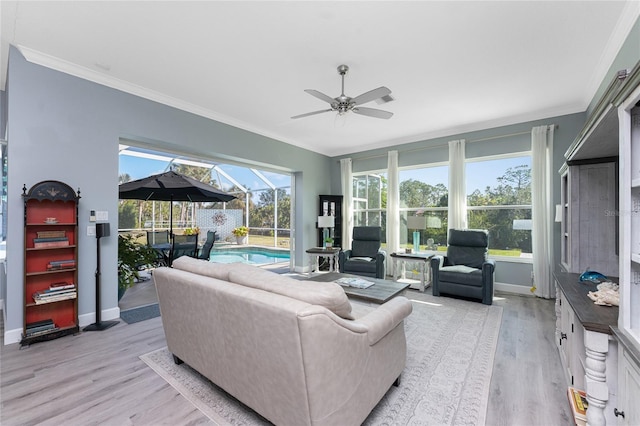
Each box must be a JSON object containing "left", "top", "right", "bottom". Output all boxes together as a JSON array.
[{"left": 118, "top": 170, "right": 236, "bottom": 235}]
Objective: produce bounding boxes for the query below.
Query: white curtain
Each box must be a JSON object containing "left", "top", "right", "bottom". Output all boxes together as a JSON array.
[
  {"left": 387, "top": 151, "right": 400, "bottom": 274},
  {"left": 340, "top": 158, "right": 353, "bottom": 250},
  {"left": 532, "top": 125, "right": 555, "bottom": 299},
  {"left": 448, "top": 139, "right": 467, "bottom": 230}
]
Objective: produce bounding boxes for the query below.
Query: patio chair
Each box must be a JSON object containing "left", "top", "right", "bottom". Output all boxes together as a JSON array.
[
  {"left": 147, "top": 230, "right": 170, "bottom": 246},
  {"left": 169, "top": 235, "right": 198, "bottom": 266},
  {"left": 197, "top": 230, "right": 216, "bottom": 260},
  {"left": 147, "top": 230, "right": 171, "bottom": 266}
]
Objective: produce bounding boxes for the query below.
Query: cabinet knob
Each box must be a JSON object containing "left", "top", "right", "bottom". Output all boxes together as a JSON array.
[{"left": 614, "top": 408, "right": 625, "bottom": 418}]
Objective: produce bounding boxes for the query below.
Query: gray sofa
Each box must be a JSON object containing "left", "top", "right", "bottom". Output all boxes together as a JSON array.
[{"left": 153, "top": 256, "right": 413, "bottom": 426}]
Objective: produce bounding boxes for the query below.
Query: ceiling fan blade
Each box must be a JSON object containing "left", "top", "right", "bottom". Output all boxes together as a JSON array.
[
  {"left": 352, "top": 86, "right": 392, "bottom": 106},
  {"left": 291, "top": 109, "right": 334, "bottom": 119},
  {"left": 304, "top": 89, "right": 336, "bottom": 105},
  {"left": 352, "top": 107, "right": 393, "bottom": 120}
]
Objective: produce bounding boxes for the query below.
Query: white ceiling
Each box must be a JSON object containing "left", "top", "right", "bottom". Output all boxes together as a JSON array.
[{"left": 1, "top": 1, "right": 638, "bottom": 156}]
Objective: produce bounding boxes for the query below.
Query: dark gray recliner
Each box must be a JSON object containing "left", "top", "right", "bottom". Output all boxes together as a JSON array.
[
  {"left": 339, "top": 226, "right": 386, "bottom": 278},
  {"left": 430, "top": 229, "right": 495, "bottom": 305}
]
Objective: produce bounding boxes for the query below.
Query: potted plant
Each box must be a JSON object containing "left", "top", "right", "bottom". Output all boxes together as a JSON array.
[
  {"left": 232, "top": 226, "right": 249, "bottom": 245},
  {"left": 183, "top": 226, "right": 200, "bottom": 236},
  {"left": 324, "top": 236, "right": 334, "bottom": 248},
  {"left": 118, "top": 233, "right": 158, "bottom": 300}
]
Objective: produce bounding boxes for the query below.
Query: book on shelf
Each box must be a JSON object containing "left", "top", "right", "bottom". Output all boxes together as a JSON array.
[
  {"left": 26, "top": 318, "right": 54, "bottom": 329},
  {"left": 25, "top": 326, "right": 59, "bottom": 337},
  {"left": 37, "top": 230, "right": 66, "bottom": 239},
  {"left": 48, "top": 259, "right": 75, "bottom": 265},
  {"left": 26, "top": 318, "right": 56, "bottom": 335},
  {"left": 26, "top": 323, "right": 57, "bottom": 334},
  {"left": 34, "top": 240, "right": 70, "bottom": 249},
  {"left": 34, "top": 237, "right": 68, "bottom": 243},
  {"left": 46, "top": 259, "right": 76, "bottom": 270},
  {"left": 35, "top": 288, "right": 76, "bottom": 297},
  {"left": 49, "top": 282, "right": 75, "bottom": 290},
  {"left": 33, "top": 292, "right": 77, "bottom": 304},
  {"left": 567, "top": 386, "right": 588, "bottom": 422}
]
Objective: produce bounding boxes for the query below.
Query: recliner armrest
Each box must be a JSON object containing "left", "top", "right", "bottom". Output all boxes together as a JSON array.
[{"left": 482, "top": 259, "right": 496, "bottom": 273}]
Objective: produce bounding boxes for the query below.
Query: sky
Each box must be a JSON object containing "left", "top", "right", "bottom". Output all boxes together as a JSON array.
[
  {"left": 396, "top": 155, "right": 530, "bottom": 194},
  {"left": 119, "top": 153, "right": 291, "bottom": 193},
  {"left": 120, "top": 150, "right": 530, "bottom": 196}
]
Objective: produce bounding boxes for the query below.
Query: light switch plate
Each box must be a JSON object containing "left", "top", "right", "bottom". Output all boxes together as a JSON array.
[
  {"left": 96, "top": 211, "right": 108, "bottom": 221},
  {"left": 87, "top": 225, "right": 96, "bottom": 236}
]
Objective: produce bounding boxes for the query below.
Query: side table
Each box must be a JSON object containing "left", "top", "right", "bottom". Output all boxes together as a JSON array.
[
  {"left": 390, "top": 252, "right": 434, "bottom": 292},
  {"left": 306, "top": 247, "right": 341, "bottom": 276}
]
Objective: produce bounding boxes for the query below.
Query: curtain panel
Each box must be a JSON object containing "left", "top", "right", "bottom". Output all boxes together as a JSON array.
[
  {"left": 448, "top": 139, "right": 467, "bottom": 231},
  {"left": 531, "top": 125, "right": 555, "bottom": 299},
  {"left": 340, "top": 158, "right": 353, "bottom": 250},
  {"left": 387, "top": 151, "right": 400, "bottom": 272}
]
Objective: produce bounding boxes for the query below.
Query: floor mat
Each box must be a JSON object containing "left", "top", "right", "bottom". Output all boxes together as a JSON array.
[{"left": 120, "top": 303, "right": 160, "bottom": 324}]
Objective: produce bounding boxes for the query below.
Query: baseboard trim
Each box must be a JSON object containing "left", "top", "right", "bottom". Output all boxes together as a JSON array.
[
  {"left": 4, "top": 327, "right": 22, "bottom": 345},
  {"left": 495, "top": 281, "right": 536, "bottom": 296},
  {"left": 79, "top": 307, "right": 121, "bottom": 327},
  {"left": 4, "top": 307, "right": 123, "bottom": 346}
]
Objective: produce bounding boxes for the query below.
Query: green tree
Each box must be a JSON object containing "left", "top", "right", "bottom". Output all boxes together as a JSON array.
[{"left": 468, "top": 164, "right": 531, "bottom": 252}]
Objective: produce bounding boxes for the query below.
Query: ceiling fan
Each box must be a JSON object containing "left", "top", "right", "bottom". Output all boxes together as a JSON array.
[{"left": 291, "top": 64, "right": 394, "bottom": 120}]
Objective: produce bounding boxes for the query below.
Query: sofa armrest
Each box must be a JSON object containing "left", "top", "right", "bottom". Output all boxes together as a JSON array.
[
  {"left": 298, "top": 297, "right": 412, "bottom": 346},
  {"left": 357, "top": 296, "right": 412, "bottom": 345}
]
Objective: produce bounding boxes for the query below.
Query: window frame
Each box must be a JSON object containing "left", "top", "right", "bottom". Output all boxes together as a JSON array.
[{"left": 465, "top": 151, "right": 533, "bottom": 263}]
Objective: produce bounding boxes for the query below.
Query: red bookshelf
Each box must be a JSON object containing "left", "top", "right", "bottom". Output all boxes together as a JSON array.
[{"left": 22, "top": 181, "right": 80, "bottom": 346}]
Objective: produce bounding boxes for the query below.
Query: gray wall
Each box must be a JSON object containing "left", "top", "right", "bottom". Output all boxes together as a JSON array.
[
  {"left": 587, "top": 17, "right": 640, "bottom": 117},
  {"left": 5, "top": 46, "right": 331, "bottom": 339},
  {"left": 330, "top": 113, "right": 585, "bottom": 290},
  {"left": 1, "top": 89, "right": 6, "bottom": 139}
]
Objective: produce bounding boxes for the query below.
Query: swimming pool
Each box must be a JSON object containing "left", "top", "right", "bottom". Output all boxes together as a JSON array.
[{"left": 209, "top": 247, "right": 290, "bottom": 265}]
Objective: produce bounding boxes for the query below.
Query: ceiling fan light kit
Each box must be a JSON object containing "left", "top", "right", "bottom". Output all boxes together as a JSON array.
[{"left": 292, "top": 64, "right": 394, "bottom": 120}]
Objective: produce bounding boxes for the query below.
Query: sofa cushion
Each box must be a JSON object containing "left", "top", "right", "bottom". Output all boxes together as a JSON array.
[
  {"left": 228, "top": 267, "right": 355, "bottom": 320},
  {"left": 439, "top": 265, "right": 484, "bottom": 287}
]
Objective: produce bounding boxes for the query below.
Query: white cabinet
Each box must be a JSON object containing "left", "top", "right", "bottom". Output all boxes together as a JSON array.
[
  {"left": 612, "top": 328, "right": 640, "bottom": 425},
  {"left": 615, "top": 61, "right": 640, "bottom": 426},
  {"left": 555, "top": 272, "right": 619, "bottom": 426}
]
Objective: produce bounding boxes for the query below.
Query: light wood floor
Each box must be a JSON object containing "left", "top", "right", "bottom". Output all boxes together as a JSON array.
[{"left": 1, "top": 286, "right": 572, "bottom": 425}]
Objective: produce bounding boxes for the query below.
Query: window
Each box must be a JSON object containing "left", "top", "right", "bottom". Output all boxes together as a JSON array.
[
  {"left": 399, "top": 165, "right": 448, "bottom": 250},
  {"left": 118, "top": 145, "right": 291, "bottom": 247},
  {"left": 466, "top": 154, "right": 532, "bottom": 258},
  {"left": 352, "top": 173, "right": 387, "bottom": 243}
]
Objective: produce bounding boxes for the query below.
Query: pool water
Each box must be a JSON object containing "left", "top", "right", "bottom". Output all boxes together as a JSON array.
[{"left": 209, "top": 247, "right": 290, "bottom": 265}]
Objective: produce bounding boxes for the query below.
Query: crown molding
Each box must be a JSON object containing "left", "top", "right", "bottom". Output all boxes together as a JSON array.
[
  {"left": 15, "top": 45, "right": 317, "bottom": 153},
  {"left": 582, "top": 1, "right": 640, "bottom": 106}
]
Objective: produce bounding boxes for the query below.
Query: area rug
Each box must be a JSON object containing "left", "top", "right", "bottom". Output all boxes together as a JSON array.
[
  {"left": 140, "top": 292, "right": 503, "bottom": 425},
  {"left": 120, "top": 303, "right": 160, "bottom": 324}
]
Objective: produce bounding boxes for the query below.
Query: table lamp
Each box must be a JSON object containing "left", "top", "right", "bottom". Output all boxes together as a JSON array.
[
  {"left": 407, "top": 215, "right": 427, "bottom": 252},
  {"left": 317, "top": 215, "right": 335, "bottom": 248}
]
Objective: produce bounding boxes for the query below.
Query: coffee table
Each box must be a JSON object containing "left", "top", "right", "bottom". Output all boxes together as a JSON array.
[{"left": 308, "top": 272, "right": 410, "bottom": 304}]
